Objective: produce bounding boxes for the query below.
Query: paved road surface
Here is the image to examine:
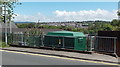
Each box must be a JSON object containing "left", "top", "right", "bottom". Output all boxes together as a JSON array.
[{"left": 0, "top": 50, "right": 117, "bottom": 65}]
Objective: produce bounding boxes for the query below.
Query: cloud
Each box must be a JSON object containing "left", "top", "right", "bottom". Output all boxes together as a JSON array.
[
  {"left": 13, "top": 9, "right": 118, "bottom": 22},
  {"left": 13, "top": 13, "right": 66, "bottom": 22},
  {"left": 54, "top": 9, "right": 118, "bottom": 21},
  {"left": 13, "top": 13, "right": 46, "bottom": 22}
]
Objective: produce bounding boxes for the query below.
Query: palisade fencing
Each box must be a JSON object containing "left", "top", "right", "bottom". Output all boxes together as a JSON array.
[
  {"left": 86, "top": 36, "right": 95, "bottom": 51},
  {"left": 5, "top": 33, "right": 118, "bottom": 56},
  {"left": 94, "top": 36, "right": 117, "bottom": 56},
  {"left": 7, "top": 33, "right": 91, "bottom": 51},
  {"left": 7, "top": 33, "right": 43, "bottom": 47}
]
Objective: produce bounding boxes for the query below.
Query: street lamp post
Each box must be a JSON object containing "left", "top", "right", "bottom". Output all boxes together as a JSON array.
[
  {"left": 9, "top": 15, "right": 12, "bottom": 33},
  {"left": 1, "top": 0, "right": 20, "bottom": 45}
]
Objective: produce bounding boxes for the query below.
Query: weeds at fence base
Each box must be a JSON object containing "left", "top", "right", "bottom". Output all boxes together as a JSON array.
[{"left": 0, "top": 42, "right": 10, "bottom": 48}]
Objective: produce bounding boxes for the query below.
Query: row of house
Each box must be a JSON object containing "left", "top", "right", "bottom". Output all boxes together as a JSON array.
[
  {"left": 40, "top": 22, "right": 89, "bottom": 28},
  {"left": 0, "top": 22, "right": 63, "bottom": 34}
]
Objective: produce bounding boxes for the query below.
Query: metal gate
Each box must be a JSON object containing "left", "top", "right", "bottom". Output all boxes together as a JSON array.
[{"left": 94, "top": 36, "right": 117, "bottom": 56}]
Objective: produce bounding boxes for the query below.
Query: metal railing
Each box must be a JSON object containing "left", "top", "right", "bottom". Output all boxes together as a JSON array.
[
  {"left": 4, "top": 33, "right": 118, "bottom": 57},
  {"left": 7, "top": 33, "right": 91, "bottom": 51},
  {"left": 94, "top": 36, "right": 117, "bottom": 57}
]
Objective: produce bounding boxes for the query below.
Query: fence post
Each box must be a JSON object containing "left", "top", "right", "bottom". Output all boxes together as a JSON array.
[
  {"left": 96, "top": 36, "right": 99, "bottom": 51},
  {"left": 62, "top": 37, "right": 65, "bottom": 49},
  {"left": 41, "top": 34, "right": 44, "bottom": 47},
  {"left": 34, "top": 35, "right": 35, "bottom": 47},
  {"left": 114, "top": 37, "right": 118, "bottom": 57},
  {"left": 21, "top": 32, "right": 23, "bottom": 45},
  {"left": 90, "top": 36, "right": 92, "bottom": 51}
]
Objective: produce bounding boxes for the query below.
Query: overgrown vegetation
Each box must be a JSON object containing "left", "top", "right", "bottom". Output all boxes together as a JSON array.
[
  {"left": 16, "top": 19, "right": 120, "bottom": 35},
  {"left": 24, "top": 28, "right": 43, "bottom": 36},
  {"left": 0, "top": 0, "right": 21, "bottom": 22},
  {"left": 0, "top": 42, "right": 9, "bottom": 48}
]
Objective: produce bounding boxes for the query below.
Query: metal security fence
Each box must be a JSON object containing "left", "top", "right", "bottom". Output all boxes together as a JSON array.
[
  {"left": 43, "top": 36, "right": 75, "bottom": 49},
  {"left": 2, "top": 33, "right": 13, "bottom": 43},
  {"left": 86, "top": 36, "right": 95, "bottom": 51},
  {"left": 4, "top": 33, "right": 118, "bottom": 56},
  {"left": 94, "top": 36, "right": 117, "bottom": 55},
  {"left": 7, "top": 33, "right": 91, "bottom": 51},
  {"left": 8, "top": 33, "right": 43, "bottom": 47},
  {"left": 44, "top": 35, "right": 90, "bottom": 51}
]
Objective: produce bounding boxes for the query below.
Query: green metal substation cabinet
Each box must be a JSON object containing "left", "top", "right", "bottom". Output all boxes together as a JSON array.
[{"left": 44, "top": 31, "right": 88, "bottom": 51}]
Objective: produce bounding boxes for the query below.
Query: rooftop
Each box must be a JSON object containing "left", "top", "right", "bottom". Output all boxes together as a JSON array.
[{"left": 47, "top": 31, "right": 85, "bottom": 37}]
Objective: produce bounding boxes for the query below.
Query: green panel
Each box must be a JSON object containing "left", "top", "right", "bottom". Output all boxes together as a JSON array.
[
  {"left": 44, "top": 36, "right": 63, "bottom": 48},
  {"left": 46, "top": 31, "right": 86, "bottom": 50},
  {"left": 44, "top": 36, "right": 75, "bottom": 49},
  {"left": 28, "top": 36, "right": 35, "bottom": 47},
  {"left": 34, "top": 36, "right": 42, "bottom": 47},
  {"left": 2, "top": 33, "right": 14, "bottom": 44},
  {"left": 24, "top": 35, "right": 41, "bottom": 47},
  {"left": 12, "top": 34, "right": 23, "bottom": 45},
  {"left": 24, "top": 36, "right": 32, "bottom": 46},
  {"left": 64, "top": 37, "right": 74, "bottom": 49},
  {"left": 47, "top": 31, "right": 85, "bottom": 37},
  {"left": 7, "top": 33, "right": 42, "bottom": 47},
  {"left": 44, "top": 36, "right": 53, "bottom": 47},
  {"left": 43, "top": 36, "right": 49, "bottom": 47},
  {"left": 74, "top": 37, "right": 87, "bottom": 51},
  {"left": 2, "top": 33, "right": 5, "bottom": 42},
  {"left": 55, "top": 37, "right": 63, "bottom": 48},
  {"left": 7, "top": 33, "right": 13, "bottom": 44}
]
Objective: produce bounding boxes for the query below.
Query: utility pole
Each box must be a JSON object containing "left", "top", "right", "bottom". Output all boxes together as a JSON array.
[
  {"left": 9, "top": 15, "right": 12, "bottom": 33},
  {"left": 37, "top": 20, "right": 40, "bottom": 35},
  {"left": 37, "top": 20, "right": 40, "bottom": 28},
  {"left": 35, "top": 20, "right": 40, "bottom": 29},
  {"left": 3, "top": 3, "right": 8, "bottom": 45}
]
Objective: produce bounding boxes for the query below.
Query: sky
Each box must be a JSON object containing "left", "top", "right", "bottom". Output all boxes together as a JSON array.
[
  {"left": 19, "top": 0, "right": 119, "bottom": 2},
  {"left": 13, "top": 2, "right": 119, "bottom": 22}
]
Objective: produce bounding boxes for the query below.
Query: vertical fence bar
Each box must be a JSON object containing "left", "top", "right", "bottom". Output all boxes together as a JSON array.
[
  {"left": 96, "top": 36, "right": 98, "bottom": 51},
  {"left": 94, "top": 36, "right": 118, "bottom": 56},
  {"left": 62, "top": 37, "right": 65, "bottom": 49},
  {"left": 42, "top": 34, "right": 44, "bottom": 47},
  {"left": 21, "top": 32, "right": 23, "bottom": 45},
  {"left": 114, "top": 37, "right": 118, "bottom": 57},
  {"left": 114, "top": 38, "right": 116, "bottom": 54},
  {"left": 89, "top": 36, "right": 92, "bottom": 51},
  {"left": 91, "top": 36, "right": 95, "bottom": 51}
]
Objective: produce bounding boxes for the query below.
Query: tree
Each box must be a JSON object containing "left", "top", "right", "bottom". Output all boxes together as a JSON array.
[
  {"left": 0, "top": 0, "right": 21, "bottom": 23},
  {"left": 111, "top": 19, "right": 119, "bottom": 26},
  {"left": 117, "top": 10, "right": 120, "bottom": 17},
  {"left": 111, "top": 19, "right": 120, "bottom": 31}
]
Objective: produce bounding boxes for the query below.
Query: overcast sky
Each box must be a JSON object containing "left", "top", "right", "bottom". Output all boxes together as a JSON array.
[{"left": 13, "top": 2, "right": 118, "bottom": 22}]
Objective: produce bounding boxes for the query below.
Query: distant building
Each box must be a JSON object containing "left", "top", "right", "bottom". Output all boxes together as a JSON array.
[
  {"left": 0, "top": 22, "right": 18, "bottom": 33},
  {"left": 40, "top": 22, "right": 89, "bottom": 28},
  {"left": 0, "top": 22, "right": 17, "bottom": 28},
  {"left": 0, "top": 22, "right": 64, "bottom": 34}
]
